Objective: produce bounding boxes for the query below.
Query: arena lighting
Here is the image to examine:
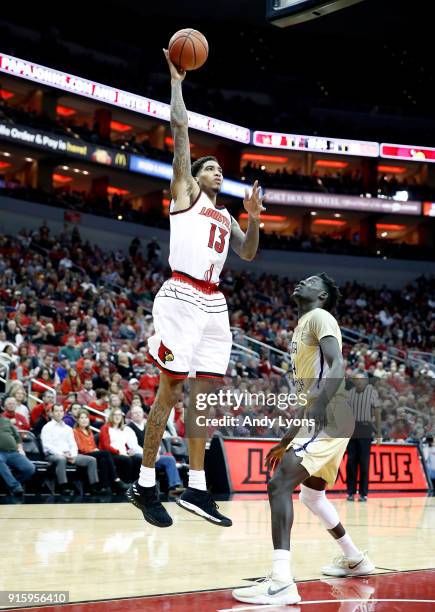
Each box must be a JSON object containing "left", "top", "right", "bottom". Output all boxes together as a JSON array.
[
  {"left": 0, "top": 53, "right": 250, "bottom": 144},
  {"left": 314, "top": 160, "right": 348, "bottom": 169},
  {"left": 110, "top": 120, "right": 132, "bottom": 132},
  {"left": 56, "top": 105, "right": 76, "bottom": 117},
  {"left": 107, "top": 186, "right": 129, "bottom": 195},
  {"left": 0, "top": 161, "right": 11, "bottom": 168},
  {"left": 313, "top": 218, "right": 347, "bottom": 227},
  {"left": 239, "top": 213, "right": 287, "bottom": 222},
  {"left": 0, "top": 88, "right": 14, "bottom": 100},
  {"left": 378, "top": 165, "right": 407, "bottom": 174},
  {"left": 376, "top": 223, "right": 406, "bottom": 231},
  {"left": 241, "top": 153, "right": 288, "bottom": 163},
  {"left": 52, "top": 173, "right": 72, "bottom": 183}
]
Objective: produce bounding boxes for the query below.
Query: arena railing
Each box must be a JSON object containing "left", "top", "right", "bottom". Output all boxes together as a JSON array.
[
  {"left": 28, "top": 379, "right": 56, "bottom": 406},
  {"left": 408, "top": 350, "right": 435, "bottom": 369},
  {"left": 230, "top": 327, "right": 291, "bottom": 374},
  {"left": 0, "top": 352, "right": 14, "bottom": 386},
  {"left": 83, "top": 404, "right": 108, "bottom": 422}
]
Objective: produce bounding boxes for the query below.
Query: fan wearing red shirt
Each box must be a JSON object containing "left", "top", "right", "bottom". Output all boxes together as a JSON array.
[
  {"left": 30, "top": 391, "right": 55, "bottom": 435},
  {"left": 87, "top": 389, "right": 109, "bottom": 427},
  {"left": 60, "top": 367, "right": 83, "bottom": 394},
  {"left": 2, "top": 397, "right": 30, "bottom": 431},
  {"left": 138, "top": 365, "right": 159, "bottom": 393}
]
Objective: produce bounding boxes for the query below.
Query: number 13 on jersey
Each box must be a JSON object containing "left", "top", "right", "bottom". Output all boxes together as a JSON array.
[{"left": 208, "top": 223, "right": 228, "bottom": 254}]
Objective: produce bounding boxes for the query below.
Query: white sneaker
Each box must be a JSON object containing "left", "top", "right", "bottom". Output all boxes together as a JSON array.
[
  {"left": 232, "top": 575, "right": 301, "bottom": 605},
  {"left": 321, "top": 552, "right": 375, "bottom": 577}
]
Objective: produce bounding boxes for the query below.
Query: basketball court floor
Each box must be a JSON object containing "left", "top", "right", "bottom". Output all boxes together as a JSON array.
[{"left": 0, "top": 494, "right": 434, "bottom": 611}]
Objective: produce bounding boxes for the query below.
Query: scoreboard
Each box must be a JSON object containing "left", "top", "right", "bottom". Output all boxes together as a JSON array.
[{"left": 266, "top": 0, "right": 365, "bottom": 27}]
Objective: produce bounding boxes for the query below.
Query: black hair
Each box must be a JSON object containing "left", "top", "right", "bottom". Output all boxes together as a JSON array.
[
  {"left": 317, "top": 272, "right": 341, "bottom": 312},
  {"left": 191, "top": 156, "right": 219, "bottom": 177}
]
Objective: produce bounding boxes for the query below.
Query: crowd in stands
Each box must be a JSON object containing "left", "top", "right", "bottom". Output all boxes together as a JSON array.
[
  {"left": 1, "top": 179, "right": 433, "bottom": 261},
  {"left": 0, "top": 227, "right": 433, "bottom": 496},
  {"left": 242, "top": 162, "right": 434, "bottom": 202}
]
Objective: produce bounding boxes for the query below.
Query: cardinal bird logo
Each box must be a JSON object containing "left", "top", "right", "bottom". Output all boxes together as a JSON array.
[{"left": 158, "top": 341, "right": 174, "bottom": 363}]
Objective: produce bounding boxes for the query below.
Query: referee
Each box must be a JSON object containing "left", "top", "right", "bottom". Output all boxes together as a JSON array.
[{"left": 346, "top": 371, "right": 382, "bottom": 502}]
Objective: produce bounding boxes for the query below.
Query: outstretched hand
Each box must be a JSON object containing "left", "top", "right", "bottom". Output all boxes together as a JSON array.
[
  {"left": 243, "top": 180, "right": 266, "bottom": 220},
  {"left": 163, "top": 48, "right": 186, "bottom": 82}
]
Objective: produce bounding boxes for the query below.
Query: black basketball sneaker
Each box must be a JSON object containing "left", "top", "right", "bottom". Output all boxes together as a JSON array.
[
  {"left": 126, "top": 481, "right": 173, "bottom": 527},
  {"left": 176, "top": 487, "right": 232, "bottom": 527}
]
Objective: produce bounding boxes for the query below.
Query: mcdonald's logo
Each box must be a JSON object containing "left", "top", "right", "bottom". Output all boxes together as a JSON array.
[{"left": 114, "top": 152, "right": 128, "bottom": 167}]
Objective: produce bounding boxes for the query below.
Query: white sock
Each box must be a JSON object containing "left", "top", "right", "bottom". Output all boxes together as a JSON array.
[
  {"left": 272, "top": 549, "right": 292, "bottom": 583},
  {"left": 138, "top": 466, "right": 155, "bottom": 488},
  {"left": 188, "top": 469, "right": 207, "bottom": 491},
  {"left": 336, "top": 533, "right": 361, "bottom": 558}
]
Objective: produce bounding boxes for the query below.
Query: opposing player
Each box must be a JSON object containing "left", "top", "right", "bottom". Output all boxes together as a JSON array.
[
  {"left": 127, "top": 49, "right": 265, "bottom": 527},
  {"left": 233, "top": 274, "right": 375, "bottom": 606}
]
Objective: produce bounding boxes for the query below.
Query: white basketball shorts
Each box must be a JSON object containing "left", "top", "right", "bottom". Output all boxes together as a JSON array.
[{"left": 147, "top": 272, "right": 232, "bottom": 380}]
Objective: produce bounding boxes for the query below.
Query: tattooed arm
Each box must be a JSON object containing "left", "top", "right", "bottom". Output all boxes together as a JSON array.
[
  {"left": 163, "top": 49, "right": 200, "bottom": 212},
  {"left": 230, "top": 180, "right": 265, "bottom": 261}
]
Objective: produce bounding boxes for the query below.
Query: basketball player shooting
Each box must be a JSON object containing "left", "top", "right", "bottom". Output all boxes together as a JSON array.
[
  {"left": 127, "top": 49, "right": 265, "bottom": 528},
  {"left": 233, "top": 274, "right": 375, "bottom": 606}
]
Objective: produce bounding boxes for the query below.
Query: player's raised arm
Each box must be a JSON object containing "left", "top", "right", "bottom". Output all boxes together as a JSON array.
[
  {"left": 163, "top": 49, "right": 200, "bottom": 211},
  {"left": 230, "top": 180, "right": 265, "bottom": 261}
]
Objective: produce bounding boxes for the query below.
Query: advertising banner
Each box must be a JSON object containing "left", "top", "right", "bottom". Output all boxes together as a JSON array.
[
  {"left": 217, "top": 438, "right": 429, "bottom": 493},
  {"left": 0, "top": 121, "right": 129, "bottom": 169}
]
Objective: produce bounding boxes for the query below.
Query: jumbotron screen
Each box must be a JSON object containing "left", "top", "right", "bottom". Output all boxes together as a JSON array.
[{"left": 266, "top": 0, "right": 364, "bottom": 26}]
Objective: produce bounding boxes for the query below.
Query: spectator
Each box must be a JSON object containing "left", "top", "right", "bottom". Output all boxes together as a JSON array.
[
  {"left": 63, "top": 402, "right": 82, "bottom": 428},
  {"left": 77, "top": 378, "right": 96, "bottom": 406},
  {"left": 0, "top": 408, "right": 35, "bottom": 496},
  {"left": 2, "top": 397, "right": 30, "bottom": 431},
  {"left": 73, "top": 409, "right": 128, "bottom": 494},
  {"left": 88, "top": 389, "right": 109, "bottom": 427},
  {"left": 60, "top": 337, "right": 81, "bottom": 364},
  {"left": 92, "top": 365, "right": 111, "bottom": 391},
  {"left": 124, "top": 378, "right": 140, "bottom": 406},
  {"left": 98, "top": 408, "right": 142, "bottom": 483},
  {"left": 60, "top": 366, "right": 83, "bottom": 394},
  {"left": 31, "top": 367, "right": 55, "bottom": 395},
  {"left": 30, "top": 390, "right": 55, "bottom": 435},
  {"left": 127, "top": 405, "right": 184, "bottom": 495},
  {"left": 40, "top": 404, "right": 99, "bottom": 495},
  {"left": 55, "top": 356, "right": 70, "bottom": 384},
  {"left": 8, "top": 385, "right": 30, "bottom": 421}
]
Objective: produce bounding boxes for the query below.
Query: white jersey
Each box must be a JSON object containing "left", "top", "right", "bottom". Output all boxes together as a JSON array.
[{"left": 169, "top": 191, "right": 232, "bottom": 284}]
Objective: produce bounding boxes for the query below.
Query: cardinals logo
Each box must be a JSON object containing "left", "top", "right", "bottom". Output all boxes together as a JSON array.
[{"left": 158, "top": 341, "right": 174, "bottom": 363}]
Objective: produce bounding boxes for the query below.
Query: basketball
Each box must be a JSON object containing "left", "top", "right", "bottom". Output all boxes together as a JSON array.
[{"left": 168, "top": 28, "right": 209, "bottom": 71}]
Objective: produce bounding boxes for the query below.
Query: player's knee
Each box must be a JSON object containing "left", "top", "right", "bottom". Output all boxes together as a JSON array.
[
  {"left": 157, "top": 376, "right": 184, "bottom": 403},
  {"left": 267, "top": 474, "right": 296, "bottom": 499},
  {"left": 299, "top": 484, "right": 339, "bottom": 529},
  {"left": 299, "top": 484, "right": 325, "bottom": 512}
]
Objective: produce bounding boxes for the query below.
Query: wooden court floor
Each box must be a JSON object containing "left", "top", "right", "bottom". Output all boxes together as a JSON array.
[{"left": 0, "top": 495, "right": 434, "bottom": 608}]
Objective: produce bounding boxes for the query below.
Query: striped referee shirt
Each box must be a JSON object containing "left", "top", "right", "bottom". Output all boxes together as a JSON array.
[{"left": 349, "top": 384, "right": 379, "bottom": 422}]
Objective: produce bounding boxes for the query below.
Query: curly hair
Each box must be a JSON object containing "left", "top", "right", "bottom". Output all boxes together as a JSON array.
[
  {"left": 191, "top": 156, "right": 219, "bottom": 177},
  {"left": 317, "top": 272, "right": 341, "bottom": 312}
]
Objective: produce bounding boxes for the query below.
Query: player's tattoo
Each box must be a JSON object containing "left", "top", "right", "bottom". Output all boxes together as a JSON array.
[
  {"left": 171, "top": 81, "right": 191, "bottom": 182},
  {"left": 142, "top": 404, "right": 171, "bottom": 466}
]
